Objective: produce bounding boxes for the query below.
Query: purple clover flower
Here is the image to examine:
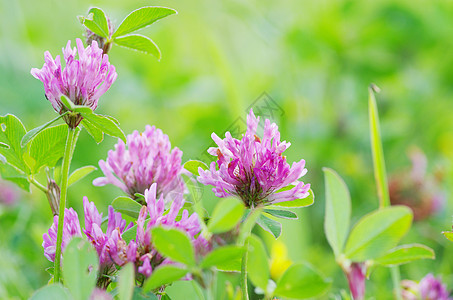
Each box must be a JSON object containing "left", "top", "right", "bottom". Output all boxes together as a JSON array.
[
  {"left": 389, "top": 148, "right": 446, "bottom": 221},
  {"left": 42, "top": 186, "right": 205, "bottom": 280},
  {"left": 419, "top": 274, "right": 452, "bottom": 300},
  {"left": 107, "top": 183, "right": 208, "bottom": 277},
  {"left": 42, "top": 207, "right": 82, "bottom": 262},
  {"left": 93, "top": 125, "right": 186, "bottom": 202},
  {"left": 0, "top": 180, "right": 18, "bottom": 206},
  {"left": 42, "top": 198, "right": 132, "bottom": 270},
  {"left": 198, "top": 109, "right": 310, "bottom": 208},
  {"left": 83, "top": 197, "right": 133, "bottom": 267},
  {"left": 31, "top": 38, "right": 117, "bottom": 128},
  {"left": 90, "top": 288, "right": 113, "bottom": 300}
]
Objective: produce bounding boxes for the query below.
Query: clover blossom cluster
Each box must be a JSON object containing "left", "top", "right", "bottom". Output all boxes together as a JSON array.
[
  {"left": 42, "top": 208, "right": 82, "bottom": 262},
  {"left": 198, "top": 109, "right": 310, "bottom": 208},
  {"left": 83, "top": 197, "right": 133, "bottom": 268},
  {"left": 107, "top": 183, "right": 208, "bottom": 277},
  {"left": 402, "top": 273, "right": 453, "bottom": 300},
  {"left": 93, "top": 125, "right": 186, "bottom": 202},
  {"left": 31, "top": 38, "right": 117, "bottom": 127},
  {"left": 42, "top": 183, "right": 205, "bottom": 279}
]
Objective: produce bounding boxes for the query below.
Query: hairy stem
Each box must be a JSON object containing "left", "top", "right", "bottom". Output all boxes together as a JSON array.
[
  {"left": 239, "top": 207, "right": 263, "bottom": 300},
  {"left": 54, "top": 127, "right": 78, "bottom": 282},
  {"left": 241, "top": 238, "right": 250, "bottom": 300}
]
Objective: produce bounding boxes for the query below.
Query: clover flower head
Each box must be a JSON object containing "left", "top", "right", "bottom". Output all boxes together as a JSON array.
[
  {"left": 107, "top": 183, "right": 207, "bottom": 278},
  {"left": 93, "top": 125, "right": 186, "bottom": 202},
  {"left": 83, "top": 197, "right": 132, "bottom": 266},
  {"left": 419, "top": 274, "right": 452, "bottom": 300},
  {"left": 198, "top": 109, "right": 310, "bottom": 208},
  {"left": 0, "top": 180, "right": 18, "bottom": 206},
  {"left": 31, "top": 38, "right": 117, "bottom": 128},
  {"left": 389, "top": 148, "right": 446, "bottom": 221},
  {"left": 42, "top": 207, "right": 82, "bottom": 262}
]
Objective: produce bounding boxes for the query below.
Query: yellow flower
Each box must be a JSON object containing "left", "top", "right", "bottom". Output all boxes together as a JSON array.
[{"left": 269, "top": 240, "right": 292, "bottom": 280}]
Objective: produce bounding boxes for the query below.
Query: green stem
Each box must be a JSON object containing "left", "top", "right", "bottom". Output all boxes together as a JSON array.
[
  {"left": 391, "top": 266, "right": 402, "bottom": 300},
  {"left": 207, "top": 270, "right": 217, "bottom": 300},
  {"left": 206, "top": 281, "right": 214, "bottom": 300},
  {"left": 53, "top": 127, "right": 77, "bottom": 282},
  {"left": 241, "top": 238, "right": 250, "bottom": 300},
  {"left": 239, "top": 208, "right": 263, "bottom": 300},
  {"left": 30, "top": 178, "right": 48, "bottom": 193}
]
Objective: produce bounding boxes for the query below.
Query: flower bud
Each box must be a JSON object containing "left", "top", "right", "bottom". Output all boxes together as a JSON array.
[{"left": 46, "top": 179, "right": 60, "bottom": 216}]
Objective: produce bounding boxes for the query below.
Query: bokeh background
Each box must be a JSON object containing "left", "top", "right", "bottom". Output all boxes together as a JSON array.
[{"left": 1, "top": 0, "right": 453, "bottom": 298}]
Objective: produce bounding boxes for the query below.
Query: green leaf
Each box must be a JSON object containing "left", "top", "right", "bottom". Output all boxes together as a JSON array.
[
  {"left": 82, "top": 7, "right": 110, "bottom": 38},
  {"left": 68, "top": 165, "right": 97, "bottom": 187},
  {"left": 113, "top": 6, "right": 177, "bottom": 38},
  {"left": 0, "top": 142, "right": 9, "bottom": 148},
  {"left": 344, "top": 206, "right": 413, "bottom": 262},
  {"left": 181, "top": 174, "right": 205, "bottom": 220},
  {"left": 374, "top": 244, "right": 435, "bottom": 266},
  {"left": 151, "top": 227, "right": 196, "bottom": 266},
  {"left": 256, "top": 214, "right": 282, "bottom": 239},
  {"left": 22, "top": 152, "right": 36, "bottom": 171},
  {"left": 73, "top": 105, "right": 93, "bottom": 114},
  {"left": 60, "top": 95, "right": 75, "bottom": 111},
  {"left": 0, "top": 114, "right": 27, "bottom": 171},
  {"left": 114, "top": 34, "right": 161, "bottom": 60},
  {"left": 238, "top": 207, "right": 263, "bottom": 245},
  {"left": 122, "top": 224, "right": 138, "bottom": 243},
  {"left": 369, "top": 85, "right": 390, "bottom": 208},
  {"left": 132, "top": 287, "right": 159, "bottom": 300},
  {"left": 200, "top": 245, "right": 245, "bottom": 269},
  {"left": 207, "top": 197, "right": 244, "bottom": 234},
  {"left": 105, "top": 115, "right": 120, "bottom": 125},
  {"left": 274, "top": 263, "right": 331, "bottom": 299},
  {"left": 45, "top": 267, "right": 54, "bottom": 276},
  {"left": 82, "top": 113, "right": 126, "bottom": 143},
  {"left": 183, "top": 160, "right": 209, "bottom": 176},
  {"left": 442, "top": 231, "right": 453, "bottom": 242},
  {"left": 81, "top": 119, "right": 104, "bottom": 144},
  {"left": 263, "top": 209, "right": 298, "bottom": 220},
  {"left": 273, "top": 188, "right": 315, "bottom": 208},
  {"left": 0, "top": 162, "right": 29, "bottom": 191},
  {"left": 323, "top": 167, "right": 351, "bottom": 257},
  {"left": 20, "top": 113, "right": 66, "bottom": 148},
  {"left": 112, "top": 196, "right": 143, "bottom": 218},
  {"left": 118, "top": 263, "right": 135, "bottom": 300},
  {"left": 54, "top": 163, "right": 62, "bottom": 186},
  {"left": 62, "top": 237, "right": 99, "bottom": 300},
  {"left": 142, "top": 265, "right": 188, "bottom": 292},
  {"left": 246, "top": 234, "right": 270, "bottom": 291},
  {"left": 28, "top": 124, "right": 68, "bottom": 174},
  {"left": 30, "top": 284, "right": 71, "bottom": 300},
  {"left": 215, "top": 257, "right": 242, "bottom": 272}
]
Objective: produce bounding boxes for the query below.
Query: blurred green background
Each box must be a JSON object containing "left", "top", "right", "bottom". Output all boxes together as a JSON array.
[{"left": 1, "top": 0, "right": 453, "bottom": 298}]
